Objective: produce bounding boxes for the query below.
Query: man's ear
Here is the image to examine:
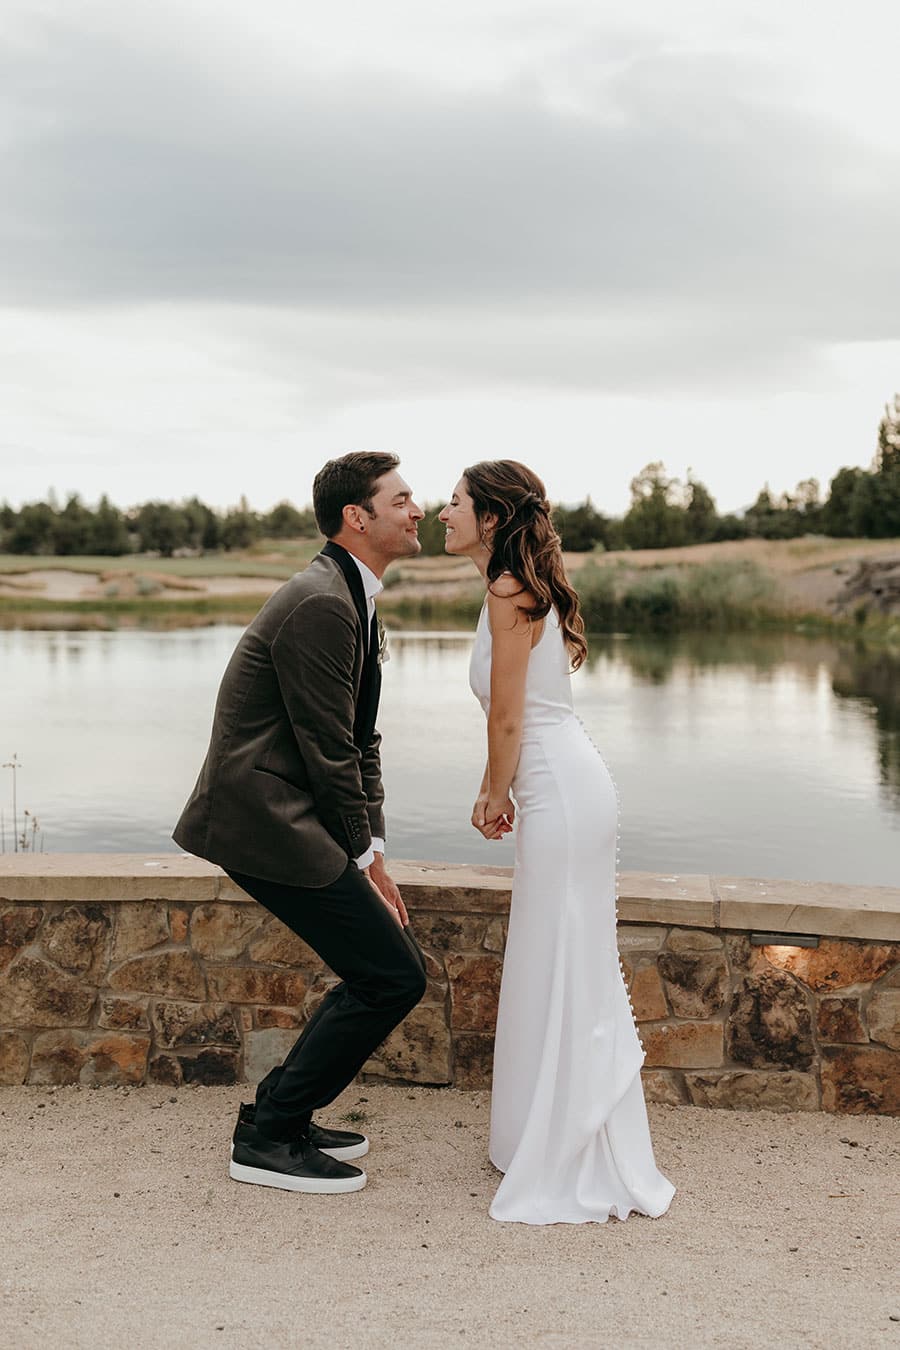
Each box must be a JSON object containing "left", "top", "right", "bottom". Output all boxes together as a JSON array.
[{"left": 342, "top": 503, "right": 367, "bottom": 534}]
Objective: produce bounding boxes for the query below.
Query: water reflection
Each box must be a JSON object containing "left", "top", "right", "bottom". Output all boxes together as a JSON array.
[
  {"left": 831, "top": 647, "right": 900, "bottom": 811},
  {"left": 2, "top": 624, "right": 898, "bottom": 884}
]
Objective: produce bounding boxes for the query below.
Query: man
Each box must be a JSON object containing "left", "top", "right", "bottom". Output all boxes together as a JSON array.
[{"left": 174, "top": 452, "right": 426, "bottom": 1194}]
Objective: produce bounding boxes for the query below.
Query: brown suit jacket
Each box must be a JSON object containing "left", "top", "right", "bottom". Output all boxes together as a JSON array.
[{"left": 173, "top": 544, "right": 385, "bottom": 887}]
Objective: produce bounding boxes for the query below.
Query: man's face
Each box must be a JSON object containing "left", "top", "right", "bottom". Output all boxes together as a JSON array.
[{"left": 366, "top": 470, "right": 424, "bottom": 561}]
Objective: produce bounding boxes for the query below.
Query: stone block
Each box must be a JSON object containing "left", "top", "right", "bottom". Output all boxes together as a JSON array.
[
  {"left": 247, "top": 922, "right": 319, "bottom": 969},
  {"left": 243, "top": 1028, "right": 297, "bottom": 1083},
  {"left": 726, "top": 970, "right": 813, "bottom": 1070},
  {"left": 363, "top": 1003, "right": 452, "bottom": 1084},
  {"left": 640, "top": 1069, "right": 687, "bottom": 1105},
  {"left": 0, "top": 905, "right": 42, "bottom": 971},
  {"left": 631, "top": 965, "right": 668, "bottom": 1021},
  {"left": 685, "top": 1070, "right": 819, "bottom": 1112},
  {"left": 179, "top": 1048, "right": 240, "bottom": 1086},
  {"left": 665, "top": 928, "right": 723, "bottom": 953},
  {"left": 453, "top": 1033, "right": 495, "bottom": 1089},
  {"left": 445, "top": 953, "right": 502, "bottom": 1033},
  {"left": 642, "top": 1022, "right": 723, "bottom": 1069},
  {"left": 763, "top": 938, "right": 900, "bottom": 992},
  {"left": 149, "top": 1053, "right": 182, "bottom": 1086},
  {"left": 617, "top": 925, "right": 667, "bottom": 953},
  {"left": 0, "top": 853, "right": 222, "bottom": 903},
  {"left": 190, "top": 904, "right": 262, "bottom": 961},
  {"left": 109, "top": 951, "right": 205, "bottom": 1000},
  {"left": 29, "top": 1030, "right": 149, "bottom": 1086},
  {"left": 393, "top": 862, "right": 512, "bottom": 915},
  {"left": 821, "top": 1046, "right": 900, "bottom": 1115},
  {"left": 303, "top": 975, "right": 340, "bottom": 1021},
  {"left": 816, "top": 998, "right": 868, "bottom": 1045},
  {"left": 866, "top": 991, "right": 900, "bottom": 1050},
  {"left": 413, "top": 913, "right": 487, "bottom": 952},
  {"left": 0, "top": 1031, "right": 30, "bottom": 1084},
  {"left": 207, "top": 966, "right": 307, "bottom": 1006},
  {"left": 658, "top": 951, "right": 728, "bottom": 1019},
  {"left": 98, "top": 996, "right": 150, "bottom": 1031},
  {"left": 482, "top": 918, "right": 507, "bottom": 954},
  {"left": 422, "top": 975, "right": 449, "bottom": 1009},
  {"left": 420, "top": 949, "right": 445, "bottom": 982},
  {"left": 152, "top": 1000, "right": 240, "bottom": 1049},
  {"left": 169, "top": 907, "right": 189, "bottom": 944},
  {"left": 724, "top": 934, "right": 752, "bottom": 973},
  {"left": 255, "top": 1006, "right": 303, "bottom": 1030},
  {"left": 42, "top": 904, "right": 110, "bottom": 977},
  {"left": 714, "top": 875, "right": 900, "bottom": 943},
  {"left": 111, "top": 902, "right": 169, "bottom": 961},
  {"left": 0, "top": 955, "right": 95, "bottom": 1027}
]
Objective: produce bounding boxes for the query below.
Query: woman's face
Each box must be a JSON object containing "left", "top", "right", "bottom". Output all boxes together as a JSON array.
[{"left": 438, "top": 477, "right": 482, "bottom": 556}]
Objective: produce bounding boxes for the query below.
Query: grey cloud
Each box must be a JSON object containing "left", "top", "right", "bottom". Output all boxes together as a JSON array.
[{"left": 1, "top": 12, "right": 898, "bottom": 393}]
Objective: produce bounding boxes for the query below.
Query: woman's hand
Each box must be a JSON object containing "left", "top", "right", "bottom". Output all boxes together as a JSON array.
[
  {"left": 476, "top": 794, "right": 515, "bottom": 841},
  {"left": 471, "top": 793, "right": 490, "bottom": 833}
]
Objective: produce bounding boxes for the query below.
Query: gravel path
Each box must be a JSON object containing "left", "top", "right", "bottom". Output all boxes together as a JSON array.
[{"left": 1, "top": 1084, "right": 898, "bottom": 1349}]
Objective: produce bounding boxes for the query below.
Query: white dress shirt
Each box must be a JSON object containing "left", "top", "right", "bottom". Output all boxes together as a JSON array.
[{"left": 348, "top": 552, "right": 385, "bottom": 869}]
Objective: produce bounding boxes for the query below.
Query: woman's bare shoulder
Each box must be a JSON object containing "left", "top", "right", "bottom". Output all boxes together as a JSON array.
[{"left": 488, "top": 572, "right": 535, "bottom": 605}]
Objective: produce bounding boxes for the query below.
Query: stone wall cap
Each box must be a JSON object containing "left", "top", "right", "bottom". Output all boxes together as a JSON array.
[
  {"left": 0, "top": 855, "right": 897, "bottom": 941},
  {"left": 713, "top": 875, "right": 900, "bottom": 943}
]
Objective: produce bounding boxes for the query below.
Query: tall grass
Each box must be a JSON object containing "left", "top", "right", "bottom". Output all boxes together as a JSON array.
[{"left": 575, "top": 559, "right": 781, "bottom": 631}]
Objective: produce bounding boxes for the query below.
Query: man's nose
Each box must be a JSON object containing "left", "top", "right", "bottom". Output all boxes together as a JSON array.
[{"left": 410, "top": 500, "right": 425, "bottom": 520}]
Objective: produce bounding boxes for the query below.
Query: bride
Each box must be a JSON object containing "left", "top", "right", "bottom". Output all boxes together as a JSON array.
[{"left": 439, "top": 461, "right": 675, "bottom": 1225}]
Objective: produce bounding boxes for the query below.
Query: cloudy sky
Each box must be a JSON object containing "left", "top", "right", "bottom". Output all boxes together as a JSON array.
[{"left": 2, "top": 0, "right": 899, "bottom": 517}]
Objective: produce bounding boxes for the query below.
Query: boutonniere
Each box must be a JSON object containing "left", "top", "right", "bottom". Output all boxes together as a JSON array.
[{"left": 377, "top": 616, "right": 389, "bottom": 666}]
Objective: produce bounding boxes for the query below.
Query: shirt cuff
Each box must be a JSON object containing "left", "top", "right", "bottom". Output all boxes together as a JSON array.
[
  {"left": 353, "top": 846, "right": 376, "bottom": 871},
  {"left": 371, "top": 837, "right": 385, "bottom": 855}
]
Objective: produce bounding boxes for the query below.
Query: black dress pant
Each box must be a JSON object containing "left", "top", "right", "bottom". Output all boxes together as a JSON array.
[{"left": 226, "top": 864, "right": 427, "bottom": 1142}]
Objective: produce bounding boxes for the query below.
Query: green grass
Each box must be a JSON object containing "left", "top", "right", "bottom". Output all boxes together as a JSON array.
[{"left": 0, "top": 540, "right": 320, "bottom": 580}]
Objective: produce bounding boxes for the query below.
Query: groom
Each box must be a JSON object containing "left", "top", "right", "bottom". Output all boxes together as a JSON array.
[{"left": 174, "top": 452, "right": 426, "bottom": 1194}]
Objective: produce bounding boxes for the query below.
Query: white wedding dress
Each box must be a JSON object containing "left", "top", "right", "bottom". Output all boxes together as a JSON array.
[{"left": 470, "top": 599, "right": 675, "bottom": 1224}]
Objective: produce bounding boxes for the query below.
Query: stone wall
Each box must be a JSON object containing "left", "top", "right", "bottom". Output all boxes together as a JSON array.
[{"left": 1, "top": 857, "right": 898, "bottom": 1114}]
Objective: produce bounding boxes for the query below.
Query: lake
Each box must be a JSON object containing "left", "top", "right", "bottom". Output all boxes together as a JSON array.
[{"left": 3, "top": 624, "right": 898, "bottom": 886}]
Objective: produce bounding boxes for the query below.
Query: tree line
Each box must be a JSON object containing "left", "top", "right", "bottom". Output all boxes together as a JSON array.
[{"left": 3, "top": 396, "right": 898, "bottom": 557}]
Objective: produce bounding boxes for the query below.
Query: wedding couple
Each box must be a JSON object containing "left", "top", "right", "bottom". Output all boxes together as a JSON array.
[{"left": 174, "top": 452, "right": 674, "bottom": 1226}]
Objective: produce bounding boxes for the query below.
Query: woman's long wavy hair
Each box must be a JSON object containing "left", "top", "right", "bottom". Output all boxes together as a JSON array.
[{"left": 464, "top": 460, "right": 587, "bottom": 671}]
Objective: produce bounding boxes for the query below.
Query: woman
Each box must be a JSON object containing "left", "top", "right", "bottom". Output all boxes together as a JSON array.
[{"left": 439, "top": 461, "right": 674, "bottom": 1225}]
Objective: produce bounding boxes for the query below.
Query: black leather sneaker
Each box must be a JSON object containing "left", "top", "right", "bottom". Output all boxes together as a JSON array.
[
  {"left": 229, "top": 1129, "right": 367, "bottom": 1193},
  {"left": 232, "top": 1102, "right": 369, "bottom": 1162}
]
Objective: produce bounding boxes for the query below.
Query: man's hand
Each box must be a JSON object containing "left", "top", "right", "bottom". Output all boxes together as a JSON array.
[{"left": 368, "top": 853, "right": 409, "bottom": 927}]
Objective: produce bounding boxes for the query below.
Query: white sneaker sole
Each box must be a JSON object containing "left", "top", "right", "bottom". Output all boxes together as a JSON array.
[
  {"left": 230, "top": 1138, "right": 369, "bottom": 1162},
  {"left": 229, "top": 1159, "right": 367, "bottom": 1193}
]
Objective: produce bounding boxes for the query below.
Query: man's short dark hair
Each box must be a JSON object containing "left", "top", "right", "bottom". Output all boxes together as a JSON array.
[{"left": 312, "top": 452, "right": 401, "bottom": 539}]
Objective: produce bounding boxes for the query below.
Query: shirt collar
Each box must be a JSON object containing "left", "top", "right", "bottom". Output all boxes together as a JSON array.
[{"left": 348, "top": 552, "right": 383, "bottom": 602}]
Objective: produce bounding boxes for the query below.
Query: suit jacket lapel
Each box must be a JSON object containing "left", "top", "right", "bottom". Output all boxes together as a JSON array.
[
  {"left": 321, "top": 540, "right": 368, "bottom": 641},
  {"left": 319, "top": 541, "right": 380, "bottom": 751}
]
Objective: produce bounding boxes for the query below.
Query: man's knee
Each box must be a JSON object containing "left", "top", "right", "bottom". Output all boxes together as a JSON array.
[
  {"left": 377, "top": 950, "right": 426, "bottom": 1015},
  {"left": 398, "top": 959, "right": 427, "bottom": 1010}
]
